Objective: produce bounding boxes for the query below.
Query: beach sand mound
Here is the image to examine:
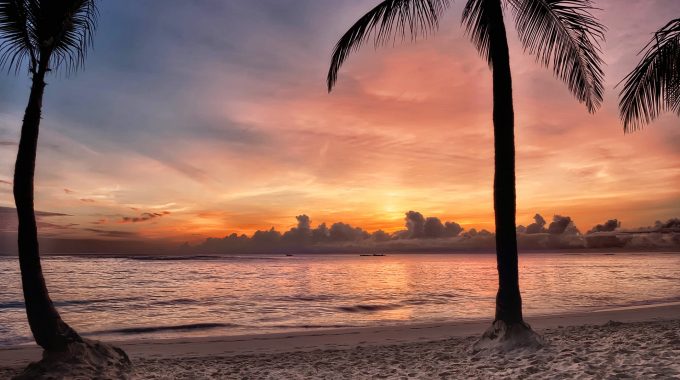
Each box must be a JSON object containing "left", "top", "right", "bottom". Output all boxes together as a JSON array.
[
  {"left": 130, "top": 319, "right": 679, "bottom": 379},
  {"left": 2, "top": 317, "right": 679, "bottom": 379},
  {"left": 473, "top": 320, "right": 544, "bottom": 352},
  {"left": 12, "top": 339, "right": 131, "bottom": 380}
]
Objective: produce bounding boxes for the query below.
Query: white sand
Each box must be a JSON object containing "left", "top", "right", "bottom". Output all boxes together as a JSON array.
[{"left": 2, "top": 303, "right": 679, "bottom": 379}]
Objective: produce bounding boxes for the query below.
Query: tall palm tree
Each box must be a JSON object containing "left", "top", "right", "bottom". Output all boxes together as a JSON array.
[
  {"left": 619, "top": 18, "right": 679, "bottom": 132},
  {"left": 327, "top": 0, "right": 604, "bottom": 345},
  {"left": 1, "top": 0, "right": 96, "bottom": 351}
]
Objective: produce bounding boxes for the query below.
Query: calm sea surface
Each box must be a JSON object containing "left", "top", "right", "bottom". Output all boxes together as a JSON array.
[{"left": 1, "top": 252, "right": 679, "bottom": 347}]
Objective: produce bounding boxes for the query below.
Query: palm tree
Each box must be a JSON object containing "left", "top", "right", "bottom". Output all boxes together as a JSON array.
[
  {"left": 327, "top": 0, "right": 604, "bottom": 346},
  {"left": 1, "top": 6, "right": 128, "bottom": 374},
  {"left": 619, "top": 18, "right": 679, "bottom": 132},
  {"left": 1, "top": 0, "right": 95, "bottom": 351}
]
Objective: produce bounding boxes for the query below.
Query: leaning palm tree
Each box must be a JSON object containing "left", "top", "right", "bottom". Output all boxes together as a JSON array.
[
  {"left": 619, "top": 18, "right": 679, "bottom": 132},
  {"left": 1, "top": 0, "right": 129, "bottom": 376},
  {"left": 327, "top": 0, "right": 604, "bottom": 347}
]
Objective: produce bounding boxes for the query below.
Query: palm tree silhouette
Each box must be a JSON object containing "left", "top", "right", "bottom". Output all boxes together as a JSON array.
[
  {"left": 0, "top": 3, "right": 128, "bottom": 367},
  {"left": 1, "top": 0, "right": 94, "bottom": 352},
  {"left": 327, "top": 0, "right": 604, "bottom": 346},
  {"left": 619, "top": 18, "right": 679, "bottom": 132}
]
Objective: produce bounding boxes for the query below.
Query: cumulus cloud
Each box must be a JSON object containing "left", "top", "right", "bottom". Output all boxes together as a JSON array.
[
  {"left": 189, "top": 212, "right": 679, "bottom": 254},
  {"left": 548, "top": 215, "right": 572, "bottom": 235},
  {"left": 281, "top": 214, "right": 312, "bottom": 244},
  {"left": 463, "top": 228, "right": 478, "bottom": 238},
  {"left": 444, "top": 221, "right": 463, "bottom": 237},
  {"left": 371, "top": 229, "right": 391, "bottom": 242},
  {"left": 311, "top": 222, "right": 330, "bottom": 243},
  {"left": 251, "top": 227, "right": 281, "bottom": 245},
  {"left": 296, "top": 214, "right": 311, "bottom": 231},
  {"left": 526, "top": 214, "right": 547, "bottom": 234},
  {"left": 329, "top": 222, "right": 369, "bottom": 242},
  {"left": 654, "top": 218, "right": 680, "bottom": 232},
  {"left": 519, "top": 214, "right": 579, "bottom": 237},
  {"left": 584, "top": 234, "right": 627, "bottom": 249},
  {"left": 406, "top": 213, "right": 464, "bottom": 239},
  {"left": 583, "top": 218, "right": 680, "bottom": 249},
  {"left": 193, "top": 211, "right": 470, "bottom": 253},
  {"left": 405, "top": 211, "right": 426, "bottom": 239},
  {"left": 564, "top": 222, "right": 581, "bottom": 236},
  {"left": 588, "top": 219, "right": 621, "bottom": 234},
  {"left": 202, "top": 216, "right": 372, "bottom": 252},
  {"left": 424, "top": 217, "right": 445, "bottom": 238},
  {"left": 626, "top": 232, "right": 680, "bottom": 249}
]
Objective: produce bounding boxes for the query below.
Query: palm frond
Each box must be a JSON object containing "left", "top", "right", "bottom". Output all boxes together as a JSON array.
[
  {"left": 619, "top": 18, "right": 680, "bottom": 132},
  {"left": 327, "top": 0, "right": 451, "bottom": 92},
  {"left": 461, "top": 0, "right": 492, "bottom": 66},
  {"left": 36, "top": 0, "right": 98, "bottom": 74},
  {"left": 509, "top": 0, "right": 605, "bottom": 113},
  {"left": 0, "top": 0, "right": 37, "bottom": 74}
]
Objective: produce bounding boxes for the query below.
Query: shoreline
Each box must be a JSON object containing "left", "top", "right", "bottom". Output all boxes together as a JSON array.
[{"left": 2, "top": 302, "right": 679, "bottom": 370}]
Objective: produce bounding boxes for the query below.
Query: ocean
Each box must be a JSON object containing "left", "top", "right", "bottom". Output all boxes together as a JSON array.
[{"left": 1, "top": 252, "right": 679, "bottom": 347}]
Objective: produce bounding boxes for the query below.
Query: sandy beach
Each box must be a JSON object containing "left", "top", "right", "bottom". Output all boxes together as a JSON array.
[{"left": 1, "top": 303, "right": 679, "bottom": 379}]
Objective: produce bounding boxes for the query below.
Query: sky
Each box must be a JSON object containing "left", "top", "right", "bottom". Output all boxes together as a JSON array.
[{"left": 0, "top": 0, "right": 679, "bottom": 246}]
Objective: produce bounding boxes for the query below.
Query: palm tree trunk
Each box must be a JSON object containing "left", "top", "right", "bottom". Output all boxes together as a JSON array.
[
  {"left": 486, "top": 0, "right": 523, "bottom": 325},
  {"left": 13, "top": 60, "right": 82, "bottom": 351}
]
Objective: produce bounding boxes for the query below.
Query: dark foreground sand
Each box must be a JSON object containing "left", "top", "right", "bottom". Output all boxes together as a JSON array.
[{"left": 1, "top": 304, "right": 679, "bottom": 379}]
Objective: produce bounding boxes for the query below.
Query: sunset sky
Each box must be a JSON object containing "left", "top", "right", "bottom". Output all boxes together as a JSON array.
[{"left": 0, "top": 0, "right": 679, "bottom": 244}]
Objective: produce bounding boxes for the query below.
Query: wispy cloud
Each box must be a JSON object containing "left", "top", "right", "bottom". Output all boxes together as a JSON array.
[
  {"left": 120, "top": 211, "right": 171, "bottom": 224},
  {"left": 0, "top": 1, "right": 677, "bottom": 241},
  {"left": 83, "top": 228, "right": 139, "bottom": 238}
]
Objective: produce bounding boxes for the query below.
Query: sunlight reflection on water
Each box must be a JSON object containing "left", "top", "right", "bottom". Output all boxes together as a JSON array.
[{"left": 1, "top": 252, "right": 679, "bottom": 346}]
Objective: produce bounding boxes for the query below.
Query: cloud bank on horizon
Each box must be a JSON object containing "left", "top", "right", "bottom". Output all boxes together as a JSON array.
[
  {"left": 1, "top": 208, "right": 678, "bottom": 254},
  {"left": 189, "top": 212, "right": 680, "bottom": 255},
  {"left": 0, "top": 1, "right": 679, "bottom": 244}
]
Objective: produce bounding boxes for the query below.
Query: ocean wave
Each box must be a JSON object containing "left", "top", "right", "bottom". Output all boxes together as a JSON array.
[
  {"left": 268, "top": 323, "right": 358, "bottom": 329},
  {"left": 266, "top": 294, "right": 336, "bottom": 303},
  {"left": 151, "top": 298, "right": 201, "bottom": 306},
  {"left": 54, "top": 296, "right": 146, "bottom": 307},
  {"left": 605, "top": 295, "right": 680, "bottom": 309},
  {"left": 0, "top": 335, "right": 32, "bottom": 348},
  {"left": 0, "top": 301, "right": 24, "bottom": 309},
  {"left": 92, "top": 322, "right": 239, "bottom": 335},
  {"left": 0, "top": 296, "right": 145, "bottom": 310},
  {"left": 336, "top": 304, "right": 401, "bottom": 313}
]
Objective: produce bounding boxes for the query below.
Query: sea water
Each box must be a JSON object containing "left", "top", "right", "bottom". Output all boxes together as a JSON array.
[{"left": 1, "top": 252, "right": 679, "bottom": 347}]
